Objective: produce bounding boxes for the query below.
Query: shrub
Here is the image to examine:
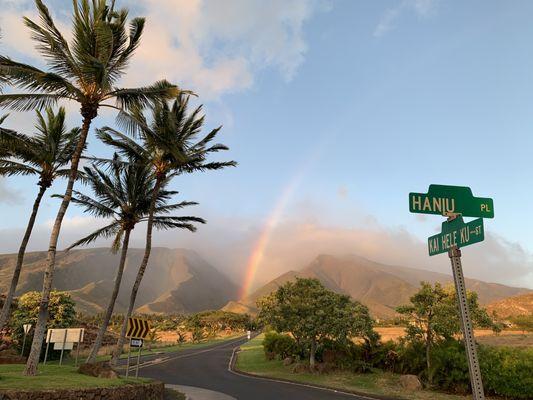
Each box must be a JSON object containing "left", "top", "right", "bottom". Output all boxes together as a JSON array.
[
  {"left": 10, "top": 291, "right": 76, "bottom": 358},
  {"left": 480, "top": 345, "right": 533, "bottom": 399},
  {"left": 263, "top": 331, "right": 298, "bottom": 359},
  {"left": 430, "top": 340, "right": 470, "bottom": 393},
  {"left": 394, "top": 338, "right": 426, "bottom": 377}
]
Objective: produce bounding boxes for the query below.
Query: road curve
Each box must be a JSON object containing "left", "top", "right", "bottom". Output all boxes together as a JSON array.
[{"left": 138, "top": 336, "right": 371, "bottom": 400}]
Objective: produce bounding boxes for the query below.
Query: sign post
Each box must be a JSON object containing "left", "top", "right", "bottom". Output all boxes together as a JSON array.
[
  {"left": 449, "top": 246, "right": 485, "bottom": 400},
  {"left": 125, "top": 338, "right": 132, "bottom": 379},
  {"left": 409, "top": 184, "right": 494, "bottom": 400},
  {"left": 20, "top": 324, "right": 32, "bottom": 356},
  {"left": 125, "top": 318, "right": 150, "bottom": 378}
]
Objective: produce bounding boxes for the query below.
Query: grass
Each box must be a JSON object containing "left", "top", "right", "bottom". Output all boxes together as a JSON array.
[
  {"left": 164, "top": 388, "right": 187, "bottom": 400},
  {"left": 52, "top": 334, "right": 242, "bottom": 365},
  {"left": 235, "top": 335, "right": 497, "bottom": 400},
  {"left": 0, "top": 364, "right": 149, "bottom": 391}
]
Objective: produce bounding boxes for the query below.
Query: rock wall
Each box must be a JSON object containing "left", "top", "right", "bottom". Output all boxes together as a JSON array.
[{"left": 0, "top": 381, "right": 164, "bottom": 400}]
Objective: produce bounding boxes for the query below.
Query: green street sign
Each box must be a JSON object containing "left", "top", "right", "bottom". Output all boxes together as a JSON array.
[
  {"left": 409, "top": 184, "right": 494, "bottom": 218},
  {"left": 428, "top": 216, "right": 484, "bottom": 256}
]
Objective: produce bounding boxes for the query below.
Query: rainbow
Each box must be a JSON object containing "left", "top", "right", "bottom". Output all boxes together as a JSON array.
[
  {"left": 239, "top": 139, "right": 328, "bottom": 299},
  {"left": 239, "top": 177, "right": 299, "bottom": 299}
]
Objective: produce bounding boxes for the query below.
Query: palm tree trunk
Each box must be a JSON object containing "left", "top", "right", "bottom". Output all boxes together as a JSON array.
[
  {"left": 111, "top": 176, "right": 163, "bottom": 365},
  {"left": 24, "top": 113, "right": 94, "bottom": 376},
  {"left": 0, "top": 184, "right": 47, "bottom": 333},
  {"left": 86, "top": 229, "right": 131, "bottom": 364}
]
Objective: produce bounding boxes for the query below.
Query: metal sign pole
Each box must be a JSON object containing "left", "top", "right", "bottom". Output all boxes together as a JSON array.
[
  {"left": 21, "top": 331, "right": 27, "bottom": 356},
  {"left": 43, "top": 329, "right": 52, "bottom": 365},
  {"left": 75, "top": 329, "right": 82, "bottom": 367},
  {"left": 125, "top": 338, "right": 132, "bottom": 378},
  {"left": 59, "top": 329, "right": 67, "bottom": 366},
  {"left": 449, "top": 246, "right": 485, "bottom": 400},
  {"left": 135, "top": 345, "right": 142, "bottom": 378}
]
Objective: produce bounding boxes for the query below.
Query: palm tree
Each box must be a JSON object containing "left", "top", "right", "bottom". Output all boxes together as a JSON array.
[
  {"left": 0, "top": 107, "right": 78, "bottom": 332},
  {"left": 0, "top": 0, "right": 180, "bottom": 375},
  {"left": 65, "top": 156, "right": 204, "bottom": 363},
  {"left": 96, "top": 94, "right": 236, "bottom": 363}
]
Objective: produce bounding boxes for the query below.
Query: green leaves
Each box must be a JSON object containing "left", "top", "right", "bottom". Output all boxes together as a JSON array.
[
  {"left": 1, "top": 0, "right": 180, "bottom": 114},
  {"left": 0, "top": 107, "right": 79, "bottom": 186},
  {"left": 258, "top": 278, "right": 377, "bottom": 347},
  {"left": 66, "top": 154, "right": 204, "bottom": 252}
]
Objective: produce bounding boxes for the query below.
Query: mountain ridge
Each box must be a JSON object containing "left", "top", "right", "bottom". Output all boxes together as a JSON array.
[
  {"left": 0, "top": 247, "right": 238, "bottom": 315},
  {"left": 224, "top": 254, "right": 531, "bottom": 318}
]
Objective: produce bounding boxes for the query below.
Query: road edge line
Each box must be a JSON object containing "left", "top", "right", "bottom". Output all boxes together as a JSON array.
[{"left": 227, "top": 345, "right": 401, "bottom": 400}]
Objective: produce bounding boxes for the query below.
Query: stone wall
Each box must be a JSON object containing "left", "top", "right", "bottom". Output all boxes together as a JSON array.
[{"left": 0, "top": 381, "right": 164, "bottom": 400}]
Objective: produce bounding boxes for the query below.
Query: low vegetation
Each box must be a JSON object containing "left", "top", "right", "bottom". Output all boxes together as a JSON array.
[
  {"left": 251, "top": 278, "right": 533, "bottom": 399},
  {"left": 0, "top": 364, "right": 148, "bottom": 390}
]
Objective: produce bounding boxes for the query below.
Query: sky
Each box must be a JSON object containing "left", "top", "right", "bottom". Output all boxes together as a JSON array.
[{"left": 1, "top": 0, "right": 533, "bottom": 292}]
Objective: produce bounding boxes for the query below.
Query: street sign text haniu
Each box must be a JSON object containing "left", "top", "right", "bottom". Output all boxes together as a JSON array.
[{"left": 411, "top": 195, "right": 457, "bottom": 214}]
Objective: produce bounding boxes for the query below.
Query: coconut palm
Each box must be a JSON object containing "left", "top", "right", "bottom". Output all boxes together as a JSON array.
[
  {"left": 96, "top": 94, "right": 236, "bottom": 363},
  {"left": 65, "top": 156, "right": 204, "bottom": 362},
  {"left": 0, "top": 107, "right": 79, "bottom": 332},
  {"left": 0, "top": 0, "right": 180, "bottom": 375}
]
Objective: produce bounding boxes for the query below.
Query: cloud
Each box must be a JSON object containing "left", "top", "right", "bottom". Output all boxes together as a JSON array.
[
  {"left": 0, "top": 209, "right": 531, "bottom": 291},
  {"left": 0, "top": 0, "right": 326, "bottom": 99},
  {"left": 0, "top": 178, "right": 23, "bottom": 205},
  {"left": 124, "top": 0, "right": 324, "bottom": 98},
  {"left": 374, "top": 0, "right": 438, "bottom": 37}
]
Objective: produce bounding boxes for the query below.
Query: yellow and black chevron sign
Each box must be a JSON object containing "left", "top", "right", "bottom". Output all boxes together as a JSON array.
[{"left": 126, "top": 317, "right": 150, "bottom": 339}]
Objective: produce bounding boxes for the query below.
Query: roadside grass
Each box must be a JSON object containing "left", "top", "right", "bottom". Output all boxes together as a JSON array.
[
  {"left": 235, "top": 335, "right": 494, "bottom": 400},
  {"left": 164, "top": 388, "right": 187, "bottom": 400},
  {"left": 0, "top": 364, "right": 149, "bottom": 390},
  {"left": 51, "top": 334, "right": 243, "bottom": 365}
]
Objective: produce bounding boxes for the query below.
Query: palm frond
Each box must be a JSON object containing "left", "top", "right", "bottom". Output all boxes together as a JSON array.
[{"left": 66, "top": 222, "right": 120, "bottom": 250}]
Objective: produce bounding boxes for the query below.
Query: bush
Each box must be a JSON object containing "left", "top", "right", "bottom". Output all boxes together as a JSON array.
[
  {"left": 480, "top": 345, "right": 533, "bottom": 399},
  {"left": 263, "top": 331, "right": 298, "bottom": 359},
  {"left": 10, "top": 291, "right": 76, "bottom": 359},
  {"left": 430, "top": 340, "right": 470, "bottom": 393}
]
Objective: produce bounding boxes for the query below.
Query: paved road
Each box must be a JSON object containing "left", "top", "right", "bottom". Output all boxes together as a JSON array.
[{"left": 137, "top": 336, "right": 368, "bottom": 400}]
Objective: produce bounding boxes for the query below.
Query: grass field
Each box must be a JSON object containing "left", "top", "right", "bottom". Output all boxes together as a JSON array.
[
  {"left": 0, "top": 364, "right": 149, "bottom": 390},
  {"left": 376, "top": 327, "right": 532, "bottom": 347},
  {"left": 235, "top": 335, "right": 500, "bottom": 400}
]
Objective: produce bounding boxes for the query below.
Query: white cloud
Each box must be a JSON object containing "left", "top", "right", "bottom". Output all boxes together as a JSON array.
[
  {"left": 0, "top": 0, "right": 326, "bottom": 99},
  {"left": 374, "top": 0, "right": 439, "bottom": 38},
  {"left": 125, "top": 0, "right": 324, "bottom": 98},
  {"left": 0, "top": 178, "right": 22, "bottom": 205}
]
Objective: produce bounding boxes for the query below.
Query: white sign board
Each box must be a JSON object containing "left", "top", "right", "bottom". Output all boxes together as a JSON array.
[
  {"left": 130, "top": 338, "right": 143, "bottom": 348},
  {"left": 23, "top": 324, "right": 32, "bottom": 334},
  {"left": 54, "top": 342, "right": 74, "bottom": 350},
  {"left": 46, "top": 328, "right": 84, "bottom": 343}
]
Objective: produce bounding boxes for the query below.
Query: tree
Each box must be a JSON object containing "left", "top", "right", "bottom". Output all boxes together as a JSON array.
[
  {"left": 258, "top": 278, "right": 376, "bottom": 368},
  {"left": 0, "top": 0, "right": 179, "bottom": 375},
  {"left": 0, "top": 107, "right": 78, "bottom": 332},
  {"left": 396, "top": 281, "right": 497, "bottom": 384},
  {"left": 97, "top": 94, "right": 236, "bottom": 364},
  {"left": 66, "top": 156, "right": 204, "bottom": 363},
  {"left": 10, "top": 291, "right": 76, "bottom": 356}
]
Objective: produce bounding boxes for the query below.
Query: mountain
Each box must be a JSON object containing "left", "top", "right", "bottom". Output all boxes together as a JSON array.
[
  {"left": 224, "top": 254, "right": 531, "bottom": 318},
  {"left": 486, "top": 293, "right": 533, "bottom": 319},
  {"left": 0, "top": 247, "right": 238, "bottom": 315}
]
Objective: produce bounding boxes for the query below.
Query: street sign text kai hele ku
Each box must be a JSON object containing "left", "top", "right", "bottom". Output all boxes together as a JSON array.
[{"left": 428, "top": 217, "right": 484, "bottom": 256}]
